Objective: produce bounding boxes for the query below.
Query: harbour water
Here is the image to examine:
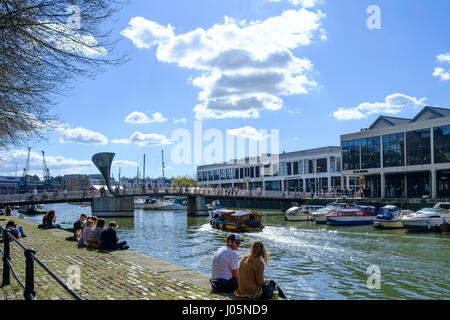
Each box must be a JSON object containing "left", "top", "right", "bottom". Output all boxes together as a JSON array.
[{"left": 19, "top": 203, "right": 450, "bottom": 300}]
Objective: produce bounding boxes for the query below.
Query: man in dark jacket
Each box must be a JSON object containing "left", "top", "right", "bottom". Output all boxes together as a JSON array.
[{"left": 100, "top": 221, "right": 129, "bottom": 251}]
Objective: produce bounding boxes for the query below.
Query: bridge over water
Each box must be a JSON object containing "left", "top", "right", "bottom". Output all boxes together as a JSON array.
[{"left": 0, "top": 188, "right": 316, "bottom": 215}]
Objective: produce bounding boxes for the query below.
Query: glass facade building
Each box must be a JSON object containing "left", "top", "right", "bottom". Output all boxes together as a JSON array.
[{"left": 341, "top": 106, "right": 450, "bottom": 199}]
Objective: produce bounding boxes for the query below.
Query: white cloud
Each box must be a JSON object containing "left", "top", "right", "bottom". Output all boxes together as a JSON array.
[
  {"left": 433, "top": 53, "right": 450, "bottom": 81},
  {"left": 59, "top": 127, "right": 109, "bottom": 145},
  {"left": 333, "top": 93, "right": 426, "bottom": 121},
  {"left": 433, "top": 67, "right": 450, "bottom": 81},
  {"left": 112, "top": 132, "right": 172, "bottom": 147},
  {"left": 227, "top": 126, "right": 270, "bottom": 141},
  {"left": 0, "top": 149, "right": 138, "bottom": 176},
  {"left": 437, "top": 53, "right": 450, "bottom": 64},
  {"left": 266, "top": 0, "right": 322, "bottom": 8},
  {"left": 125, "top": 112, "right": 168, "bottom": 124},
  {"left": 173, "top": 117, "right": 187, "bottom": 123},
  {"left": 121, "top": 8, "right": 325, "bottom": 120}
]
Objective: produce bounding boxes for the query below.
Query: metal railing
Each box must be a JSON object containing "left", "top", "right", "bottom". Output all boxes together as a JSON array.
[
  {"left": 0, "top": 230, "right": 83, "bottom": 300},
  {"left": 0, "top": 187, "right": 364, "bottom": 205}
]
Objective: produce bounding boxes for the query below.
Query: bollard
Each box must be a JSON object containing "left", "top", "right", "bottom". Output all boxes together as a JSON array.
[
  {"left": 1, "top": 230, "right": 11, "bottom": 287},
  {"left": 24, "top": 248, "right": 36, "bottom": 300}
]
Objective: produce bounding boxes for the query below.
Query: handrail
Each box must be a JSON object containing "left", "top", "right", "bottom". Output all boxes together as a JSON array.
[{"left": 1, "top": 230, "right": 83, "bottom": 300}]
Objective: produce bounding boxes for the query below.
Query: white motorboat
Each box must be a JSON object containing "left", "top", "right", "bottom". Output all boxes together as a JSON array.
[
  {"left": 143, "top": 198, "right": 163, "bottom": 210},
  {"left": 399, "top": 203, "right": 450, "bottom": 232},
  {"left": 311, "top": 202, "right": 355, "bottom": 224},
  {"left": 285, "top": 205, "right": 324, "bottom": 221},
  {"left": 152, "top": 198, "right": 187, "bottom": 210},
  {"left": 134, "top": 198, "right": 145, "bottom": 209},
  {"left": 373, "top": 205, "right": 411, "bottom": 229}
]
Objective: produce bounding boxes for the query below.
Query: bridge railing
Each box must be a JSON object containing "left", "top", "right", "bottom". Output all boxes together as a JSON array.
[{"left": 0, "top": 187, "right": 357, "bottom": 205}]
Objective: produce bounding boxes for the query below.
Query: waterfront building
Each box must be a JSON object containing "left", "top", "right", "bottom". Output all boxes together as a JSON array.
[
  {"left": 340, "top": 106, "right": 450, "bottom": 199},
  {"left": 196, "top": 146, "right": 342, "bottom": 192},
  {"left": 62, "top": 174, "right": 90, "bottom": 192},
  {"left": 0, "top": 176, "right": 20, "bottom": 195}
]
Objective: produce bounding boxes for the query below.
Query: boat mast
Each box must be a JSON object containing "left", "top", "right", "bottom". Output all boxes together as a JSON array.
[{"left": 161, "top": 150, "right": 165, "bottom": 179}]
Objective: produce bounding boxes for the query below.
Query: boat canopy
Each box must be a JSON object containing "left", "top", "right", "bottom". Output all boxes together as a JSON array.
[
  {"left": 377, "top": 206, "right": 400, "bottom": 219},
  {"left": 231, "top": 211, "right": 261, "bottom": 217}
]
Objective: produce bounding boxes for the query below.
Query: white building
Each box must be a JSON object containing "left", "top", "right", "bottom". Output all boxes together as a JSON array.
[
  {"left": 340, "top": 106, "right": 450, "bottom": 199},
  {"left": 196, "top": 146, "right": 342, "bottom": 192}
]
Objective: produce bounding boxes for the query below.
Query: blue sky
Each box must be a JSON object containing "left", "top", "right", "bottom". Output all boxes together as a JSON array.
[{"left": 2, "top": 0, "right": 450, "bottom": 179}]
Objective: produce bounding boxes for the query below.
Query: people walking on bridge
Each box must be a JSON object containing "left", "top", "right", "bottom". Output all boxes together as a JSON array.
[{"left": 210, "top": 234, "right": 241, "bottom": 293}]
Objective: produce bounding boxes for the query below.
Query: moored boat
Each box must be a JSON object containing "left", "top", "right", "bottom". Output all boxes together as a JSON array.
[
  {"left": 285, "top": 205, "right": 324, "bottom": 221},
  {"left": 373, "top": 205, "right": 411, "bottom": 229},
  {"left": 134, "top": 198, "right": 145, "bottom": 209},
  {"left": 311, "top": 202, "right": 355, "bottom": 224},
  {"left": 326, "top": 207, "right": 377, "bottom": 225},
  {"left": 18, "top": 205, "right": 47, "bottom": 215},
  {"left": 210, "top": 209, "right": 264, "bottom": 232},
  {"left": 399, "top": 202, "right": 450, "bottom": 232},
  {"left": 153, "top": 198, "right": 187, "bottom": 210}
]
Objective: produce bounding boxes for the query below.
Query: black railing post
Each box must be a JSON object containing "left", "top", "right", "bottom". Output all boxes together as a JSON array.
[
  {"left": 24, "top": 248, "right": 36, "bottom": 300},
  {"left": 1, "top": 230, "right": 11, "bottom": 287}
]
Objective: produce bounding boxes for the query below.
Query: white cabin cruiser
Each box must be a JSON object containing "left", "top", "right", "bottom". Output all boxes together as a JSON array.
[
  {"left": 134, "top": 198, "right": 145, "bottom": 209},
  {"left": 285, "top": 205, "right": 324, "bottom": 221},
  {"left": 399, "top": 203, "right": 450, "bottom": 232},
  {"left": 311, "top": 202, "right": 355, "bottom": 224},
  {"left": 153, "top": 198, "right": 188, "bottom": 210}
]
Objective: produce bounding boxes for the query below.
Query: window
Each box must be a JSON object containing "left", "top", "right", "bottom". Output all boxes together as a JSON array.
[
  {"left": 287, "top": 162, "right": 292, "bottom": 175},
  {"left": 342, "top": 140, "right": 360, "bottom": 170},
  {"left": 406, "top": 129, "right": 431, "bottom": 166},
  {"left": 316, "top": 158, "right": 327, "bottom": 173},
  {"left": 214, "top": 170, "right": 220, "bottom": 181},
  {"left": 234, "top": 169, "right": 238, "bottom": 179},
  {"left": 250, "top": 167, "right": 255, "bottom": 178},
  {"left": 209, "top": 171, "right": 214, "bottom": 181},
  {"left": 330, "top": 157, "right": 336, "bottom": 173},
  {"left": 203, "top": 172, "right": 208, "bottom": 181},
  {"left": 434, "top": 125, "right": 450, "bottom": 164},
  {"left": 298, "top": 160, "right": 303, "bottom": 174},
  {"left": 240, "top": 168, "right": 244, "bottom": 179},
  {"left": 220, "top": 169, "right": 226, "bottom": 180},
  {"left": 308, "top": 160, "right": 315, "bottom": 174},
  {"left": 304, "top": 160, "right": 309, "bottom": 174},
  {"left": 293, "top": 161, "right": 299, "bottom": 175},
  {"left": 383, "top": 133, "right": 405, "bottom": 168},
  {"left": 255, "top": 166, "right": 260, "bottom": 178},
  {"left": 279, "top": 162, "right": 287, "bottom": 176},
  {"left": 197, "top": 172, "right": 202, "bottom": 182},
  {"left": 361, "top": 136, "right": 380, "bottom": 169},
  {"left": 227, "top": 168, "right": 233, "bottom": 180}
]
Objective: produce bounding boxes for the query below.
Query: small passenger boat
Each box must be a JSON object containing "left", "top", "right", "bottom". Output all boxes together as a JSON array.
[
  {"left": 210, "top": 209, "right": 264, "bottom": 232},
  {"left": 326, "top": 207, "right": 377, "bottom": 225},
  {"left": 18, "top": 205, "right": 47, "bottom": 215},
  {"left": 311, "top": 202, "right": 356, "bottom": 224}
]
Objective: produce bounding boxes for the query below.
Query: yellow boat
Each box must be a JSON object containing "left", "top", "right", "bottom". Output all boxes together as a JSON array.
[{"left": 210, "top": 209, "right": 264, "bottom": 232}]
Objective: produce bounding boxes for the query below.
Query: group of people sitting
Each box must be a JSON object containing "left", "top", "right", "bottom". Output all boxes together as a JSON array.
[
  {"left": 210, "top": 234, "right": 287, "bottom": 300},
  {"left": 67, "top": 213, "right": 129, "bottom": 251}
]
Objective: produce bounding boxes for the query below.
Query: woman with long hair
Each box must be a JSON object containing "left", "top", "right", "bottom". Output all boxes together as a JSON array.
[{"left": 234, "top": 240, "right": 286, "bottom": 299}]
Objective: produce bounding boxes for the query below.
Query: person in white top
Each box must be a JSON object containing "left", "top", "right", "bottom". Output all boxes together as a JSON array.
[{"left": 210, "top": 234, "right": 242, "bottom": 293}]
